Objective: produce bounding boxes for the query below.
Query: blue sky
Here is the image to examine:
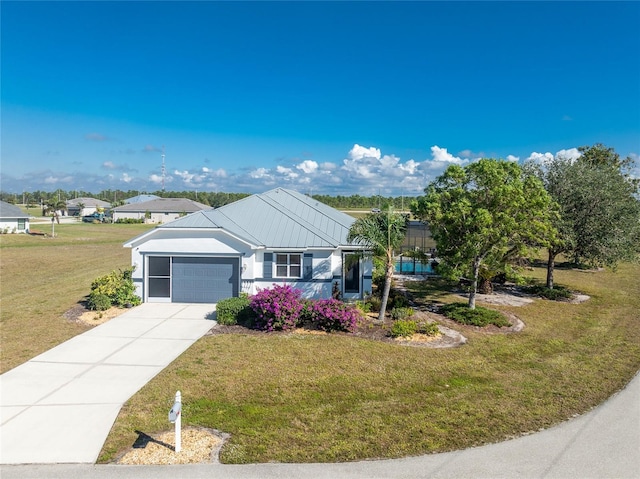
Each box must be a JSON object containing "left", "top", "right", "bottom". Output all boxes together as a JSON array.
[{"left": 2, "top": 1, "right": 639, "bottom": 196}]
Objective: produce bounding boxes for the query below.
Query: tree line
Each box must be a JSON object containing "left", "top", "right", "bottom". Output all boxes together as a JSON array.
[{"left": 0, "top": 189, "right": 414, "bottom": 211}]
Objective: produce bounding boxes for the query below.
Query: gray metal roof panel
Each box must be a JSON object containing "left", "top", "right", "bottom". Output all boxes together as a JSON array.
[{"left": 157, "top": 188, "right": 355, "bottom": 248}]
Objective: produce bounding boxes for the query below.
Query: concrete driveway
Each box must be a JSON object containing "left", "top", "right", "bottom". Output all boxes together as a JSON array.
[{"left": 0, "top": 303, "right": 216, "bottom": 464}]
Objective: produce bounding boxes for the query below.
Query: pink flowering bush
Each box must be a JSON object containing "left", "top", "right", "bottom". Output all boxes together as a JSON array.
[
  {"left": 248, "top": 284, "right": 363, "bottom": 333},
  {"left": 307, "top": 298, "right": 362, "bottom": 333},
  {"left": 250, "top": 284, "right": 305, "bottom": 331}
]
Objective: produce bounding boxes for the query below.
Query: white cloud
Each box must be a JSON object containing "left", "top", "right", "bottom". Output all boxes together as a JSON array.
[
  {"left": 103, "top": 161, "right": 116, "bottom": 170},
  {"left": 121, "top": 173, "right": 132, "bottom": 183},
  {"left": 556, "top": 148, "right": 581, "bottom": 161},
  {"left": 202, "top": 167, "right": 227, "bottom": 177},
  {"left": 276, "top": 165, "right": 299, "bottom": 179},
  {"left": 527, "top": 148, "right": 581, "bottom": 165},
  {"left": 250, "top": 167, "right": 271, "bottom": 179},
  {"left": 349, "top": 144, "right": 381, "bottom": 161},
  {"left": 506, "top": 155, "right": 520, "bottom": 162},
  {"left": 430, "top": 146, "right": 466, "bottom": 165},
  {"left": 399, "top": 159, "right": 419, "bottom": 174},
  {"left": 296, "top": 160, "right": 318, "bottom": 174},
  {"left": 527, "top": 152, "right": 555, "bottom": 163},
  {"left": 149, "top": 173, "right": 173, "bottom": 185}
]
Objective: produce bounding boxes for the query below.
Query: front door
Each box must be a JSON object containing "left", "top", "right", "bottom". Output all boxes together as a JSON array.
[{"left": 342, "top": 253, "right": 361, "bottom": 300}]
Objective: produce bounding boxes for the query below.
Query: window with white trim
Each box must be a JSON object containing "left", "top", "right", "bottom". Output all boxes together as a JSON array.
[{"left": 275, "top": 253, "right": 302, "bottom": 278}]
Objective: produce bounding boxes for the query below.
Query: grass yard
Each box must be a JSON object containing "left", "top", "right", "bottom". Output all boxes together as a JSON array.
[
  {"left": 0, "top": 223, "right": 153, "bottom": 373},
  {"left": 98, "top": 261, "right": 640, "bottom": 464},
  {"left": 2, "top": 226, "right": 638, "bottom": 464}
]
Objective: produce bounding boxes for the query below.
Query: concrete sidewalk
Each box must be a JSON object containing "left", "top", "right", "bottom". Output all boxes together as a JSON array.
[{"left": 0, "top": 303, "right": 216, "bottom": 464}]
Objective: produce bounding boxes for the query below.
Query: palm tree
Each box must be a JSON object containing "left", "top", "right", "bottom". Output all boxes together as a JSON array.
[
  {"left": 347, "top": 207, "right": 408, "bottom": 321},
  {"left": 44, "top": 199, "right": 67, "bottom": 224}
]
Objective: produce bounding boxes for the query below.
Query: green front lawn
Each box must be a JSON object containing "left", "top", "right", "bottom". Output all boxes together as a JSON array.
[
  {"left": 2, "top": 225, "right": 638, "bottom": 464},
  {"left": 99, "top": 262, "right": 640, "bottom": 463}
]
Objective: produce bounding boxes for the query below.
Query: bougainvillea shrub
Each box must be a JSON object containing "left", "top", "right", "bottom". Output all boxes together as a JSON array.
[
  {"left": 307, "top": 298, "right": 362, "bottom": 333},
  {"left": 249, "top": 284, "right": 305, "bottom": 331}
]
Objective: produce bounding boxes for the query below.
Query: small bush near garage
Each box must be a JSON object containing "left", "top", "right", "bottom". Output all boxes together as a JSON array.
[
  {"left": 440, "top": 302, "right": 510, "bottom": 327},
  {"left": 216, "top": 295, "right": 252, "bottom": 326},
  {"left": 89, "top": 267, "right": 141, "bottom": 310},
  {"left": 87, "top": 293, "right": 112, "bottom": 311}
]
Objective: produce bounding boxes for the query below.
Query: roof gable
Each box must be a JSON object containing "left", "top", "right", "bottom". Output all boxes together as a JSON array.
[{"left": 159, "top": 188, "right": 355, "bottom": 248}]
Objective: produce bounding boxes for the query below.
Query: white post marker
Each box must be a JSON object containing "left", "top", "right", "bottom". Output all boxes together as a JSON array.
[{"left": 168, "top": 390, "right": 182, "bottom": 453}]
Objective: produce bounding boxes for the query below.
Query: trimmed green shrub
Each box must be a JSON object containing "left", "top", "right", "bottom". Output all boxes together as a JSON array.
[
  {"left": 390, "top": 319, "right": 417, "bottom": 338},
  {"left": 88, "top": 292, "right": 112, "bottom": 311},
  {"left": 390, "top": 307, "right": 414, "bottom": 321},
  {"left": 524, "top": 284, "right": 573, "bottom": 301},
  {"left": 115, "top": 218, "right": 144, "bottom": 224},
  {"left": 216, "top": 295, "right": 252, "bottom": 325},
  {"left": 440, "top": 302, "right": 511, "bottom": 327},
  {"left": 417, "top": 321, "right": 440, "bottom": 336}
]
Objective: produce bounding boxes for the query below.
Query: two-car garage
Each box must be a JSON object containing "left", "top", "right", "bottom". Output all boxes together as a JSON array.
[{"left": 146, "top": 256, "right": 239, "bottom": 303}]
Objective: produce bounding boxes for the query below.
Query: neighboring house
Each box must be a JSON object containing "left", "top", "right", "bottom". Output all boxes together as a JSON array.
[
  {"left": 67, "top": 197, "right": 111, "bottom": 217},
  {"left": 124, "top": 188, "right": 372, "bottom": 303},
  {"left": 0, "top": 201, "right": 30, "bottom": 233},
  {"left": 112, "top": 198, "right": 209, "bottom": 223},
  {"left": 124, "top": 194, "right": 160, "bottom": 204}
]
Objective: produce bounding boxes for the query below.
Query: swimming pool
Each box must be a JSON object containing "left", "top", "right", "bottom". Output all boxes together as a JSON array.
[{"left": 394, "top": 258, "right": 435, "bottom": 275}]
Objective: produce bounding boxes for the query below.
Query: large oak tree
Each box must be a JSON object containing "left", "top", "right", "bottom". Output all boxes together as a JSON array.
[
  {"left": 527, "top": 144, "right": 640, "bottom": 288},
  {"left": 411, "top": 159, "right": 557, "bottom": 309}
]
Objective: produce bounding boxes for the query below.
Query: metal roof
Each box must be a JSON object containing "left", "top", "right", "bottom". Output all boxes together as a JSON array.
[
  {"left": 159, "top": 188, "right": 356, "bottom": 248},
  {"left": 0, "top": 201, "right": 29, "bottom": 219},
  {"left": 124, "top": 194, "right": 160, "bottom": 204},
  {"left": 112, "top": 197, "right": 210, "bottom": 213}
]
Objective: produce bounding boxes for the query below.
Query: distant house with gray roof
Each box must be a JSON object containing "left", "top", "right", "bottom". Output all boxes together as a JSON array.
[
  {"left": 112, "top": 197, "right": 210, "bottom": 224},
  {"left": 124, "top": 194, "right": 160, "bottom": 204},
  {"left": 124, "top": 188, "right": 372, "bottom": 303},
  {"left": 0, "top": 201, "right": 30, "bottom": 233},
  {"left": 66, "top": 197, "right": 112, "bottom": 217}
]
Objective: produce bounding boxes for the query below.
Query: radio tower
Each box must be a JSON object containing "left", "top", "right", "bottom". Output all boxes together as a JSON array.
[{"left": 161, "top": 145, "right": 166, "bottom": 192}]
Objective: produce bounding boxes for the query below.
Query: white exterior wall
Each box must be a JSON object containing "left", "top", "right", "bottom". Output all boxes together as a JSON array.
[
  {"left": 127, "top": 229, "right": 372, "bottom": 302},
  {"left": 0, "top": 218, "right": 29, "bottom": 233},
  {"left": 114, "top": 212, "right": 184, "bottom": 223},
  {"left": 128, "top": 230, "right": 252, "bottom": 300}
]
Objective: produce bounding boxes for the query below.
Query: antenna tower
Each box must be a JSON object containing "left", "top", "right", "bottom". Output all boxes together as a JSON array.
[{"left": 161, "top": 145, "right": 166, "bottom": 192}]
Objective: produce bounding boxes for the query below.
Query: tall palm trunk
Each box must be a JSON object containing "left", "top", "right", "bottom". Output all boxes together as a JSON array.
[{"left": 378, "top": 260, "right": 394, "bottom": 321}]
